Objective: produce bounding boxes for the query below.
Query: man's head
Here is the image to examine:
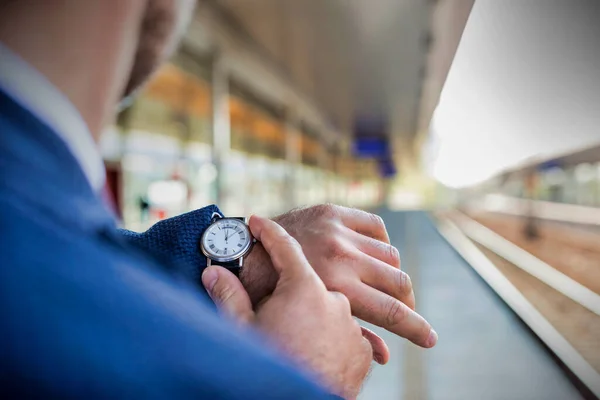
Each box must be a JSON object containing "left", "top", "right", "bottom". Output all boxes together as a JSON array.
[
  {"left": 123, "top": 0, "right": 196, "bottom": 99},
  {"left": 0, "top": 0, "right": 196, "bottom": 136}
]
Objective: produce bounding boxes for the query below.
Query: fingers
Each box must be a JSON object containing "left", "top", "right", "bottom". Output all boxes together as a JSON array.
[
  {"left": 347, "top": 285, "right": 437, "bottom": 348},
  {"left": 344, "top": 224, "right": 416, "bottom": 310},
  {"left": 355, "top": 253, "right": 415, "bottom": 310},
  {"left": 336, "top": 206, "right": 390, "bottom": 244},
  {"left": 360, "top": 326, "right": 390, "bottom": 365},
  {"left": 202, "top": 266, "right": 255, "bottom": 325},
  {"left": 350, "top": 229, "right": 401, "bottom": 269},
  {"left": 249, "top": 215, "right": 314, "bottom": 282}
]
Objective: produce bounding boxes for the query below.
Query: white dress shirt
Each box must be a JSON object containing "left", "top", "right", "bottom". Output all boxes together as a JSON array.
[{"left": 0, "top": 42, "right": 106, "bottom": 191}]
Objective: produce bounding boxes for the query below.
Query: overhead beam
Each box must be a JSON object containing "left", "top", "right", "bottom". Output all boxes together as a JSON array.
[
  {"left": 184, "top": 0, "right": 340, "bottom": 147},
  {"left": 416, "top": 0, "right": 475, "bottom": 143}
]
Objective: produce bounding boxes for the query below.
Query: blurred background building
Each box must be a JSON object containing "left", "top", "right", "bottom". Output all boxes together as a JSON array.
[
  {"left": 101, "top": 0, "right": 475, "bottom": 230},
  {"left": 101, "top": 1, "right": 600, "bottom": 398}
]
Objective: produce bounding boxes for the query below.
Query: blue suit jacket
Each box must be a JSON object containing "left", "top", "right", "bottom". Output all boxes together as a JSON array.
[{"left": 0, "top": 88, "right": 337, "bottom": 399}]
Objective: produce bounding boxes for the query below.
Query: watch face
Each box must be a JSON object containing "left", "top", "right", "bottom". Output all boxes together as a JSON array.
[{"left": 201, "top": 218, "right": 253, "bottom": 262}]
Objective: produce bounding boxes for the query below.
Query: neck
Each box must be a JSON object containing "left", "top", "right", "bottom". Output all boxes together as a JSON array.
[{"left": 0, "top": 1, "right": 145, "bottom": 141}]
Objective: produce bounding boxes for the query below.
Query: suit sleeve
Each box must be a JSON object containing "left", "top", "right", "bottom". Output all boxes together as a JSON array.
[
  {"left": 1, "top": 204, "right": 342, "bottom": 400},
  {"left": 118, "top": 205, "right": 222, "bottom": 291}
]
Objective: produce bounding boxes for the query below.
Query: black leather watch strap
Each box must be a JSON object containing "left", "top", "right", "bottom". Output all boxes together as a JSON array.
[{"left": 213, "top": 262, "right": 241, "bottom": 277}]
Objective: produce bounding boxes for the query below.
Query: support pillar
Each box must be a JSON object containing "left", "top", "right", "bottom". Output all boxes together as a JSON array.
[
  {"left": 210, "top": 54, "right": 230, "bottom": 208},
  {"left": 317, "top": 137, "right": 331, "bottom": 204},
  {"left": 284, "top": 110, "right": 301, "bottom": 209}
]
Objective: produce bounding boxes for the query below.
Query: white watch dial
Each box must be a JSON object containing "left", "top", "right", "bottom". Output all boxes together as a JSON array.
[{"left": 201, "top": 218, "right": 252, "bottom": 261}]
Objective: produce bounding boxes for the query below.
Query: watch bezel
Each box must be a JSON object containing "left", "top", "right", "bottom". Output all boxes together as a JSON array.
[{"left": 200, "top": 217, "right": 254, "bottom": 263}]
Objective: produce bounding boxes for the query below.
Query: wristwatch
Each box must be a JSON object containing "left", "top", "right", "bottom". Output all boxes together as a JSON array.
[{"left": 199, "top": 212, "right": 254, "bottom": 277}]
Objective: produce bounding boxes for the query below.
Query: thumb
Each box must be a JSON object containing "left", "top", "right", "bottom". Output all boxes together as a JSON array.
[{"left": 202, "top": 266, "right": 255, "bottom": 324}]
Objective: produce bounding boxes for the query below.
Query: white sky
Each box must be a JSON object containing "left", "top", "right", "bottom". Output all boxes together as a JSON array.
[{"left": 428, "top": 0, "right": 600, "bottom": 188}]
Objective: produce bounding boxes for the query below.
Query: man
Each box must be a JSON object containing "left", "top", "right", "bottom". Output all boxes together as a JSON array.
[{"left": 0, "top": 1, "right": 435, "bottom": 398}]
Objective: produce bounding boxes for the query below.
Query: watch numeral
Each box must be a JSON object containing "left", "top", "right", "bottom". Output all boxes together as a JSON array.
[{"left": 237, "top": 243, "right": 243, "bottom": 248}]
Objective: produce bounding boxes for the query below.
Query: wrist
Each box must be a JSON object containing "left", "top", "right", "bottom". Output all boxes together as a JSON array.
[{"left": 240, "top": 243, "right": 277, "bottom": 305}]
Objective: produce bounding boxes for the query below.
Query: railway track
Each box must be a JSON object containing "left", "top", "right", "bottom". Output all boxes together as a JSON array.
[
  {"left": 467, "top": 211, "right": 600, "bottom": 293},
  {"left": 436, "top": 211, "right": 600, "bottom": 399}
]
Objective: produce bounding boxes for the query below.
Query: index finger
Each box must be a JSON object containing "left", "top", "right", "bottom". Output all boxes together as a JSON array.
[
  {"left": 249, "top": 215, "right": 314, "bottom": 282},
  {"left": 348, "top": 285, "right": 437, "bottom": 348}
]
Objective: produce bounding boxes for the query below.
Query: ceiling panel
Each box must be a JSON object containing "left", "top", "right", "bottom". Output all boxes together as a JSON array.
[{"left": 213, "top": 0, "right": 431, "bottom": 138}]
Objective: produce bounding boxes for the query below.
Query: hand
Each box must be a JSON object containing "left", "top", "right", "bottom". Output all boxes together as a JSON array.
[
  {"left": 202, "top": 216, "right": 379, "bottom": 399},
  {"left": 241, "top": 204, "right": 437, "bottom": 349}
]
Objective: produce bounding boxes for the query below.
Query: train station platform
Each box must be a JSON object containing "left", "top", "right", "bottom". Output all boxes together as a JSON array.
[{"left": 359, "top": 211, "right": 584, "bottom": 400}]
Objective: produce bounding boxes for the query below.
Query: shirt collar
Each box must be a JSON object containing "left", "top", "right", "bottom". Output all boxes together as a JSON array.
[{"left": 0, "top": 42, "right": 105, "bottom": 192}]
